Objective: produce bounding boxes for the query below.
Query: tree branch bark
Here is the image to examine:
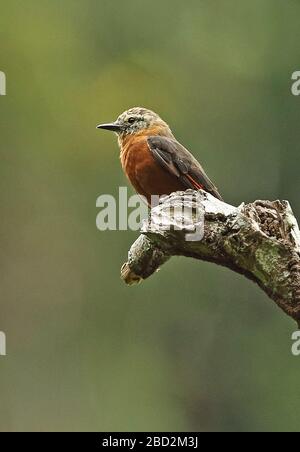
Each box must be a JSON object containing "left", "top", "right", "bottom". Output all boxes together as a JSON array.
[{"left": 121, "top": 190, "right": 300, "bottom": 326}]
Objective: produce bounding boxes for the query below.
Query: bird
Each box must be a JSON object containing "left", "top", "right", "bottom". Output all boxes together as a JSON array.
[{"left": 97, "top": 107, "right": 222, "bottom": 206}]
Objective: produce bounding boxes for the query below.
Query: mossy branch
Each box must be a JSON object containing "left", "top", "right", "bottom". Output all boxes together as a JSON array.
[{"left": 121, "top": 190, "right": 300, "bottom": 326}]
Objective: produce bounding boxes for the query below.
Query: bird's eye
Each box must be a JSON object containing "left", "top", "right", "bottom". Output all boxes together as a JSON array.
[{"left": 128, "top": 117, "right": 136, "bottom": 124}]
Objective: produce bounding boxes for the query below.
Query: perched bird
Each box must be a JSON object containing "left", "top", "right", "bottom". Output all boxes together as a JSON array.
[{"left": 97, "top": 107, "right": 222, "bottom": 206}]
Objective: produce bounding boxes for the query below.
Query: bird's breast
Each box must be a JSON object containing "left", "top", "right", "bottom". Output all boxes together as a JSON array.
[
  {"left": 119, "top": 135, "right": 184, "bottom": 204},
  {"left": 120, "top": 136, "right": 153, "bottom": 194}
]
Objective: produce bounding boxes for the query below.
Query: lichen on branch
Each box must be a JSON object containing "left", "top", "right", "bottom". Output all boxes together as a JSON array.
[{"left": 121, "top": 190, "right": 300, "bottom": 325}]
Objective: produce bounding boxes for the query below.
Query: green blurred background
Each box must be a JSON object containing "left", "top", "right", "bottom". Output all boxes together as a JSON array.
[{"left": 1, "top": 0, "right": 300, "bottom": 432}]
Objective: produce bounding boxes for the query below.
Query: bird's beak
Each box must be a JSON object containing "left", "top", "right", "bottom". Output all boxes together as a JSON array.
[{"left": 96, "top": 122, "right": 122, "bottom": 132}]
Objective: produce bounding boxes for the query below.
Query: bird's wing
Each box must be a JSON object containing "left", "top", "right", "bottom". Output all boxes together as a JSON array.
[{"left": 147, "top": 136, "right": 223, "bottom": 200}]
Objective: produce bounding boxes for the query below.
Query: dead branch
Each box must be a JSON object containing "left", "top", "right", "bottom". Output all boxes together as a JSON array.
[{"left": 121, "top": 190, "right": 300, "bottom": 326}]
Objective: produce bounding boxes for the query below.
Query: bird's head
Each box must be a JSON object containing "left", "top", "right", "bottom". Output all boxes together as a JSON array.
[{"left": 97, "top": 107, "right": 174, "bottom": 142}]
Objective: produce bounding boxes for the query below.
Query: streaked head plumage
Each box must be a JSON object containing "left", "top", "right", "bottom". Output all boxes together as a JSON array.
[{"left": 97, "top": 107, "right": 173, "bottom": 139}]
